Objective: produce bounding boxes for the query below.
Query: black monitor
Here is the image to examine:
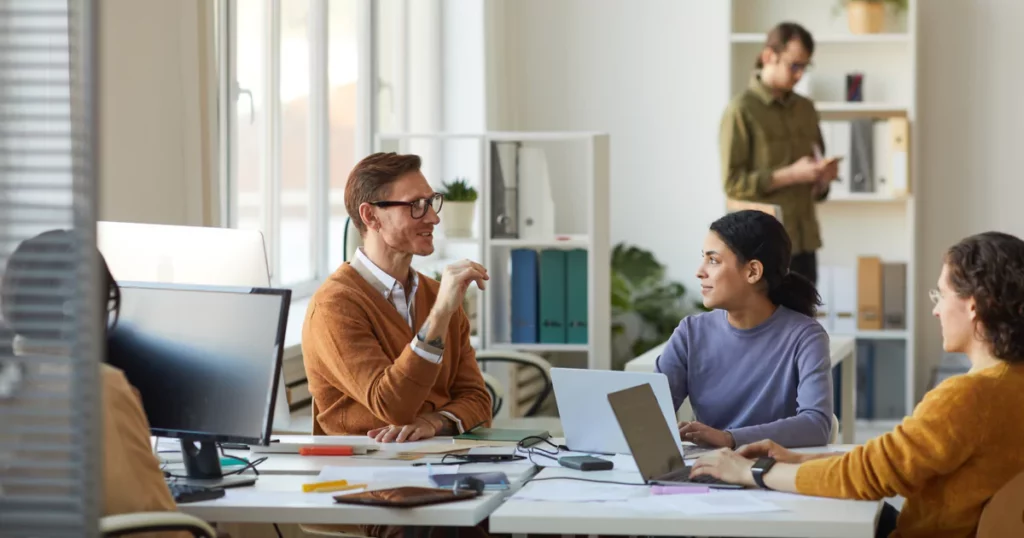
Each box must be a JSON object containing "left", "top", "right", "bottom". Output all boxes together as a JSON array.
[{"left": 106, "top": 282, "right": 290, "bottom": 488}]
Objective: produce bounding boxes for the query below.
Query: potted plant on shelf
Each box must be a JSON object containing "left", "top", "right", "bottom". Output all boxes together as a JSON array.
[
  {"left": 439, "top": 177, "right": 477, "bottom": 239},
  {"left": 837, "top": 0, "right": 908, "bottom": 34}
]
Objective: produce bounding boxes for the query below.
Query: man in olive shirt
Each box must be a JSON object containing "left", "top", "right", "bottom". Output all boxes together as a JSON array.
[{"left": 720, "top": 22, "right": 838, "bottom": 284}]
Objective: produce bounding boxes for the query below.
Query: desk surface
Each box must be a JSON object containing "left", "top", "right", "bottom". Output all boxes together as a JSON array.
[{"left": 489, "top": 466, "right": 880, "bottom": 538}]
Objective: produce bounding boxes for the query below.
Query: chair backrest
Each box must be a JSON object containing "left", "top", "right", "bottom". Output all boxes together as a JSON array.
[
  {"left": 830, "top": 414, "right": 840, "bottom": 444},
  {"left": 480, "top": 372, "right": 505, "bottom": 416},
  {"left": 343, "top": 217, "right": 363, "bottom": 263},
  {"left": 977, "top": 468, "right": 1024, "bottom": 537}
]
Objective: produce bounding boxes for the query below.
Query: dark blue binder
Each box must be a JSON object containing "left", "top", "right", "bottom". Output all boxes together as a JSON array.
[{"left": 510, "top": 249, "right": 539, "bottom": 343}]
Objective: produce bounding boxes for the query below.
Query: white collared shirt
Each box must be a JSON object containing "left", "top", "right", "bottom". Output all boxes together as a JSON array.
[{"left": 353, "top": 248, "right": 440, "bottom": 364}]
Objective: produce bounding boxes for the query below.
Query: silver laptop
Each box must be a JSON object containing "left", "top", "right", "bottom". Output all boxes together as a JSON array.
[
  {"left": 608, "top": 383, "right": 742, "bottom": 489},
  {"left": 551, "top": 368, "right": 680, "bottom": 455}
]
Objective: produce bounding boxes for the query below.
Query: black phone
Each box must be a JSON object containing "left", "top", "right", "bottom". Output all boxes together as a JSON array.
[
  {"left": 558, "top": 455, "right": 614, "bottom": 471},
  {"left": 333, "top": 487, "right": 479, "bottom": 508}
]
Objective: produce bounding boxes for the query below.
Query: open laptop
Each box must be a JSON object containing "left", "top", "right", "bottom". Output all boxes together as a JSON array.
[
  {"left": 608, "top": 383, "right": 743, "bottom": 489},
  {"left": 551, "top": 368, "right": 680, "bottom": 455}
]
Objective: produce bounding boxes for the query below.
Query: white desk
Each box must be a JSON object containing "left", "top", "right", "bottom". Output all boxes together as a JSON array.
[
  {"left": 625, "top": 335, "right": 858, "bottom": 444},
  {"left": 177, "top": 474, "right": 523, "bottom": 527},
  {"left": 489, "top": 466, "right": 881, "bottom": 538}
]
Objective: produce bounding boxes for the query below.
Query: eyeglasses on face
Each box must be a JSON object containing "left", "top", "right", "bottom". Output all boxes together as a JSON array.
[
  {"left": 370, "top": 192, "right": 444, "bottom": 219},
  {"left": 928, "top": 289, "right": 942, "bottom": 305}
]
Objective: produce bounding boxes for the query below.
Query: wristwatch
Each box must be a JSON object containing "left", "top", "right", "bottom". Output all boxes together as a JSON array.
[{"left": 751, "top": 457, "right": 776, "bottom": 489}]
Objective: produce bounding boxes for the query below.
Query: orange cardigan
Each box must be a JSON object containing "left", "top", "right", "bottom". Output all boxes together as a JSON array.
[
  {"left": 796, "top": 362, "right": 1024, "bottom": 538},
  {"left": 301, "top": 263, "right": 492, "bottom": 435}
]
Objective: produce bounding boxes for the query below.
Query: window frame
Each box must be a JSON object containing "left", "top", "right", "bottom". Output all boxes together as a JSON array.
[{"left": 217, "top": 0, "right": 375, "bottom": 299}]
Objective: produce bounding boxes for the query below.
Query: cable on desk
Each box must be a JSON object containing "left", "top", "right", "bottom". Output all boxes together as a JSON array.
[
  {"left": 273, "top": 523, "right": 283, "bottom": 538},
  {"left": 524, "top": 476, "right": 647, "bottom": 487}
]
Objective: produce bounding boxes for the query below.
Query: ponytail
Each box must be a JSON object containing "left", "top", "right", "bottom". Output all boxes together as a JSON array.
[{"left": 768, "top": 271, "right": 821, "bottom": 318}]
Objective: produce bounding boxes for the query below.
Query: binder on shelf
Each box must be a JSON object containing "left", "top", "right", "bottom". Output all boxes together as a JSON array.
[
  {"left": 831, "top": 121, "right": 851, "bottom": 197},
  {"left": 565, "top": 249, "right": 588, "bottom": 344},
  {"left": 857, "top": 256, "right": 884, "bottom": 330},
  {"left": 887, "top": 117, "right": 910, "bottom": 196},
  {"left": 882, "top": 262, "right": 907, "bottom": 330},
  {"left": 490, "top": 141, "right": 520, "bottom": 239},
  {"left": 538, "top": 249, "right": 567, "bottom": 344},
  {"left": 849, "top": 119, "right": 875, "bottom": 193},
  {"left": 517, "top": 146, "right": 556, "bottom": 240},
  {"left": 510, "top": 249, "right": 539, "bottom": 344},
  {"left": 872, "top": 120, "right": 891, "bottom": 194},
  {"left": 832, "top": 265, "right": 857, "bottom": 334}
]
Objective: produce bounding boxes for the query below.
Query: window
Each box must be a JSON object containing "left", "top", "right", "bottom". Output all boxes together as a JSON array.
[{"left": 220, "top": 0, "right": 370, "bottom": 294}]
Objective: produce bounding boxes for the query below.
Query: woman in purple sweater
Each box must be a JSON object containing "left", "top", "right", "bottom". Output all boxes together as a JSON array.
[{"left": 655, "top": 210, "right": 834, "bottom": 449}]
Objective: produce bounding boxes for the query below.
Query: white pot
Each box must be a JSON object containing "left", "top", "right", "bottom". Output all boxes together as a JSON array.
[{"left": 442, "top": 201, "right": 477, "bottom": 238}]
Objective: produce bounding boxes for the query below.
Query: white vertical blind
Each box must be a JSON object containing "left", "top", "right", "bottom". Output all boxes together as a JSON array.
[{"left": 0, "top": 0, "right": 101, "bottom": 536}]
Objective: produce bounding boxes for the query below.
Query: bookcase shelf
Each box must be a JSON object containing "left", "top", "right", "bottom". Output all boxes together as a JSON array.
[
  {"left": 376, "top": 131, "right": 611, "bottom": 371},
  {"left": 726, "top": 0, "right": 919, "bottom": 417}
]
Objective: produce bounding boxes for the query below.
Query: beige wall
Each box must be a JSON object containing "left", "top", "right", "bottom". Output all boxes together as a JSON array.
[
  {"left": 98, "top": 0, "right": 217, "bottom": 227},
  {"left": 914, "top": 0, "right": 1024, "bottom": 398}
]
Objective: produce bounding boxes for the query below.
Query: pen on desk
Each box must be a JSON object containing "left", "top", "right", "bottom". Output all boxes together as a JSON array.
[{"left": 308, "top": 483, "right": 368, "bottom": 494}]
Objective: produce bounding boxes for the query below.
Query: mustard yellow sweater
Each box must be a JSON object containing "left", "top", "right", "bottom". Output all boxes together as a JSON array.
[{"left": 796, "top": 361, "right": 1024, "bottom": 538}]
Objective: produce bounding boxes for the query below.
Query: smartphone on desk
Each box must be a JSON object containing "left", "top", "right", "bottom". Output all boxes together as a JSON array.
[{"left": 333, "top": 487, "right": 479, "bottom": 508}]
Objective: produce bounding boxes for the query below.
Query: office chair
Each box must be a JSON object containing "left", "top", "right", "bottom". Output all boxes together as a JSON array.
[
  {"left": 475, "top": 350, "right": 552, "bottom": 418},
  {"left": 830, "top": 414, "right": 840, "bottom": 444},
  {"left": 480, "top": 371, "right": 506, "bottom": 416},
  {"left": 342, "top": 217, "right": 362, "bottom": 263},
  {"left": 100, "top": 512, "right": 216, "bottom": 537},
  {"left": 978, "top": 469, "right": 1024, "bottom": 537}
]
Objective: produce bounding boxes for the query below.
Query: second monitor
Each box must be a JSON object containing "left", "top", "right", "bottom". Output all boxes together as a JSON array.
[{"left": 106, "top": 282, "right": 290, "bottom": 488}]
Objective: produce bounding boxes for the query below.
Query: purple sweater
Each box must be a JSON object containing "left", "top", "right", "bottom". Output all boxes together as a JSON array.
[{"left": 654, "top": 306, "right": 833, "bottom": 448}]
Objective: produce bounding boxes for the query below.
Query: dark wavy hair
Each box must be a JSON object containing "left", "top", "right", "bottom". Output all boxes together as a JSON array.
[
  {"left": 945, "top": 232, "right": 1024, "bottom": 363},
  {"left": 1, "top": 229, "right": 120, "bottom": 341},
  {"left": 710, "top": 210, "right": 821, "bottom": 318}
]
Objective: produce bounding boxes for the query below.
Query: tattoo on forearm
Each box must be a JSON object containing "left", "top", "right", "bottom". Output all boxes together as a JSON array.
[{"left": 418, "top": 321, "right": 445, "bottom": 349}]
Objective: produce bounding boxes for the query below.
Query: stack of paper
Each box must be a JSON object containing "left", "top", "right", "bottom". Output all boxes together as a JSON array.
[{"left": 512, "top": 480, "right": 649, "bottom": 503}]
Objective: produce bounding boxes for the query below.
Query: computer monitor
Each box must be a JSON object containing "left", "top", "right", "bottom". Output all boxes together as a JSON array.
[
  {"left": 97, "top": 221, "right": 271, "bottom": 287},
  {"left": 106, "top": 282, "right": 290, "bottom": 488},
  {"left": 97, "top": 221, "right": 294, "bottom": 434}
]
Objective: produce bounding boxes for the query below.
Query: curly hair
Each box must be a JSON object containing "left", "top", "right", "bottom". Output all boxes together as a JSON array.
[{"left": 945, "top": 231, "right": 1024, "bottom": 363}]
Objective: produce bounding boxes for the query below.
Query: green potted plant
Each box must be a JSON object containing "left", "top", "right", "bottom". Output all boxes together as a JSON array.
[
  {"left": 836, "top": 0, "right": 908, "bottom": 34},
  {"left": 439, "top": 177, "right": 478, "bottom": 238},
  {"left": 610, "top": 243, "right": 701, "bottom": 370}
]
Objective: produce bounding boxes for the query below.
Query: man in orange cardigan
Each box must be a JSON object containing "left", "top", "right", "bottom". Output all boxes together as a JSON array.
[{"left": 302, "top": 152, "right": 492, "bottom": 443}]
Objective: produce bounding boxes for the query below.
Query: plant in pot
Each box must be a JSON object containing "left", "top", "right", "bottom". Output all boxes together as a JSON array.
[
  {"left": 438, "top": 177, "right": 478, "bottom": 239},
  {"left": 836, "top": 0, "right": 908, "bottom": 34},
  {"left": 610, "top": 243, "right": 703, "bottom": 371}
]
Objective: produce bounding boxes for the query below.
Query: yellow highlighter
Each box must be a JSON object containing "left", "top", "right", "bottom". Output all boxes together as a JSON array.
[
  {"left": 302, "top": 479, "right": 348, "bottom": 493},
  {"left": 315, "top": 483, "right": 368, "bottom": 493}
]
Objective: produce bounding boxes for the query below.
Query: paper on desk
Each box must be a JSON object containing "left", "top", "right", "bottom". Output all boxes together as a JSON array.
[
  {"left": 511, "top": 480, "right": 649, "bottom": 503},
  {"left": 397, "top": 442, "right": 469, "bottom": 455},
  {"left": 645, "top": 491, "right": 785, "bottom": 515},
  {"left": 467, "top": 446, "right": 517, "bottom": 456},
  {"left": 316, "top": 466, "right": 430, "bottom": 484}
]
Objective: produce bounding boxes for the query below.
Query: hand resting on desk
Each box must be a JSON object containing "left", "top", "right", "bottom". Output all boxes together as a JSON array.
[
  {"left": 367, "top": 412, "right": 455, "bottom": 443},
  {"left": 678, "top": 420, "right": 735, "bottom": 449}
]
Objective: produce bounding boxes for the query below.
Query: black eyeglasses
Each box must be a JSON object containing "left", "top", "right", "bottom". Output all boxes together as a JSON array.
[{"left": 370, "top": 193, "right": 443, "bottom": 219}]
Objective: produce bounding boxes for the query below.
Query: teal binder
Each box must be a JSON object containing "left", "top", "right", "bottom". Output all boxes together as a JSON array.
[
  {"left": 539, "top": 249, "right": 567, "bottom": 344},
  {"left": 566, "top": 249, "right": 588, "bottom": 344}
]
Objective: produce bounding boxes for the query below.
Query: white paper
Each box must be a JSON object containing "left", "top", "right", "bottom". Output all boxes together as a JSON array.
[
  {"left": 511, "top": 480, "right": 649, "bottom": 503},
  {"left": 315, "top": 466, "right": 431, "bottom": 485},
  {"left": 651, "top": 491, "right": 785, "bottom": 515}
]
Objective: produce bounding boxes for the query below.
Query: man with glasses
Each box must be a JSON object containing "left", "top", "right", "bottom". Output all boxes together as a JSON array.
[
  {"left": 720, "top": 22, "right": 837, "bottom": 284},
  {"left": 302, "top": 152, "right": 492, "bottom": 446}
]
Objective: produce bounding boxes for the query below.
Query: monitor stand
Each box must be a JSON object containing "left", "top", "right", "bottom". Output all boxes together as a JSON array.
[{"left": 175, "top": 439, "right": 257, "bottom": 489}]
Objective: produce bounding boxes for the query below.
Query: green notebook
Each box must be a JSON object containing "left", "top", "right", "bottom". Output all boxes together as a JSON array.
[{"left": 453, "top": 428, "right": 550, "bottom": 446}]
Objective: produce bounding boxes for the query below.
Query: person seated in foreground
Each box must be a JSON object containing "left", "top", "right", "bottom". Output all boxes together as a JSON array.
[
  {"left": 693, "top": 231, "right": 1024, "bottom": 538},
  {"left": 302, "top": 152, "right": 492, "bottom": 443},
  {"left": 1, "top": 230, "right": 189, "bottom": 538},
  {"left": 656, "top": 210, "right": 833, "bottom": 449}
]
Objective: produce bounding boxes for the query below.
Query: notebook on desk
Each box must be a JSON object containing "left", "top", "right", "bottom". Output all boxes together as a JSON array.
[{"left": 453, "top": 428, "right": 550, "bottom": 447}]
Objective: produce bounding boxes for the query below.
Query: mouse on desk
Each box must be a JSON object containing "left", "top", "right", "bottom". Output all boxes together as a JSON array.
[{"left": 451, "top": 476, "right": 485, "bottom": 495}]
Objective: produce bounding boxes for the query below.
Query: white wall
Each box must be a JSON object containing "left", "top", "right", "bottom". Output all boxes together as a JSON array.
[
  {"left": 914, "top": 0, "right": 1024, "bottom": 397},
  {"left": 487, "top": 0, "right": 730, "bottom": 292},
  {"left": 489, "top": 0, "right": 1024, "bottom": 402},
  {"left": 98, "top": 0, "right": 216, "bottom": 226}
]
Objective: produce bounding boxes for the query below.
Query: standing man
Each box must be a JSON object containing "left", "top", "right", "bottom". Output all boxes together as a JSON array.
[{"left": 720, "top": 22, "right": 838, "bottom": 284}]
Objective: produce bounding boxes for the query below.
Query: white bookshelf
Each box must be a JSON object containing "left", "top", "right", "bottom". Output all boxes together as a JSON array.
[
  {"left": 375, "top": 131, "right": 612, "bottom": 371},
  {"left": 726, "top": 0, "right": 919, "bottom": 416}
]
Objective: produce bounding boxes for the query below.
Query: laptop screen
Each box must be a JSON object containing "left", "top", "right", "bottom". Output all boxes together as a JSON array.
[{"left": 607, "top": 383, "right": 687, "bottom": 481}]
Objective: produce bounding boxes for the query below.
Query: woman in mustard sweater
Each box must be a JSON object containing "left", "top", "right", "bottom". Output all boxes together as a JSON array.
[{"left": 692, "top": 231, "right": 1024, "bottom": 538}]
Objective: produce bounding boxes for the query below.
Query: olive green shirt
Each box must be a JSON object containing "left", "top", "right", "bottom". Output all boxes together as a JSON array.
[{"left": 720, "top": 73, "right": 828, "bottom": 254}]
